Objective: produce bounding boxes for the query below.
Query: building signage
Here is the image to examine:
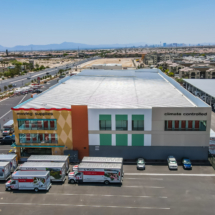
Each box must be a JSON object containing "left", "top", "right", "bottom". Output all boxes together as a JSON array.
[
  {"left": 164, "top": 112, "right": 207, "bottom": 116},
  {"left": 17, "top": 112, "right": 53, "bottom": 116}
]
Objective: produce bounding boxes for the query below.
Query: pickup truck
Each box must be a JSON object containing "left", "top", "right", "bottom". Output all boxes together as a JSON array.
[{"left": 0, "top": 136, "right": 15, "bottom": 145}]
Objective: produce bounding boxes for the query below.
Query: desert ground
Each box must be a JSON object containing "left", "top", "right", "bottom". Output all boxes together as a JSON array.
[{"left": 80, "top": 58, "right": 135, "bottom": 68}]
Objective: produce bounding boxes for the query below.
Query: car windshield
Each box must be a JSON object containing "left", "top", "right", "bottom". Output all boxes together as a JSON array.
[
  {"left": 170, "top": 160, "right": 176, "bottom": 163},
  {"left": 4, "top": 128, "right": 10, "bottom": 131},
  {"left": 184, "top": 159, "right": 191, "bottom": 164},
  {"left": 138, "top": 160, "right": 144, "bottom": 164}
]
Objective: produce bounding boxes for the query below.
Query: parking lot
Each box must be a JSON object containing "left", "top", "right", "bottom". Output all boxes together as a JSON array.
[{"left": 0, "top": 163, "right": 214, "bottom": 215}]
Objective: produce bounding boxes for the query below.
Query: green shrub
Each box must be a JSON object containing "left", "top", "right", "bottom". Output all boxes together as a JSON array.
[{"left": 168, "top": 72, "right": 174, "bottom": 77}]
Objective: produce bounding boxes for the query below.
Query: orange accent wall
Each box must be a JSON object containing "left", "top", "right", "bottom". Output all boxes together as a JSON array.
[{"left": 71, "top": 105, "right": 89, "bottom": 160}]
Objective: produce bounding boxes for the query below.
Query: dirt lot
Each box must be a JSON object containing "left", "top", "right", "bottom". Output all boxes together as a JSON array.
[{"left": 81, "top": 58, "right": 135, "bottom": 68}]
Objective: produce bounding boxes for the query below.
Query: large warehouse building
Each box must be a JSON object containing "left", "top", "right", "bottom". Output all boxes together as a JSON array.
[{"left": 12, "top": 69, "right": 211, "bottom": 161}]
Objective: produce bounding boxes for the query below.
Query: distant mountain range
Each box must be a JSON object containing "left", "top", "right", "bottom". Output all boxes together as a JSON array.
[{"left": 0, "top": 42, "right": 147, "bottom": 51}]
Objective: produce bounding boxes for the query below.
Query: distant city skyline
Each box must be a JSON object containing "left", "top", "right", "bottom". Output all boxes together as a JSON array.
[{"left": 0, "top": 0, "right": 215, "bottom": 47}]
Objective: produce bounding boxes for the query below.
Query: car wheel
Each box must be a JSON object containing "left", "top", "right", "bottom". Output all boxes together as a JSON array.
[
  {"left": 104, "top": 180, "right": 109, "bottom": 185},
  {"left": 7, "top": 187, "right": 11, "bottom": 191},
  {"left": 34, "top": 188, "right": 39, "bottom": 192},
  {"left": 69, "top": 179, "right": 75, "bottom": 184}
]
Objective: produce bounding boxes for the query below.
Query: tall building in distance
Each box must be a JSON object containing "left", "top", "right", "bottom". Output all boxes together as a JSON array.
[{"left": 163, "top": 43, "right": 167, "bottom": 47}]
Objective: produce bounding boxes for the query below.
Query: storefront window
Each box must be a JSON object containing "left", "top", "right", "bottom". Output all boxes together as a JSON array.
[
  {"left": 20, "top": 147, "right": 52, "bottom": 157},
  {"left": 165, "top": 120, "right": 206, "bottom": 131},
  {"left": 132, "top": 120, "right": 144, "bottom": 130},
  {"left": 132, "top": 115, "right": 144, "bottom": 131},
  {"left": 116, "top": 115, "right": 128, "bottom": 131},
  {"left": 19, "top": 133, "right": 58, "bottom": 143},
  {"left": 116, "top": 120, "right": 128, "bottom": 130},
  {"left": 99, "top": 115, "right": 111, "bottom": 130},
  {"left": 18, "top": 119, "right": 57, "bottom": 130}
]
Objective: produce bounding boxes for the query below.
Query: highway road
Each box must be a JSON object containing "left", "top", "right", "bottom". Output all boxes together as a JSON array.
[
  {"left": 0, "top": 57, "right": 99, "bottom": 129},
  {"left": 0, "top": 57, "right": 99, "bottom": 92}
]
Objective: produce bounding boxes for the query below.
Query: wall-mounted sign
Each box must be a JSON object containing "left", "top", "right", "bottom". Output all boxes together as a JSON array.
[
  {"left": 164, "top": 112, "right": 207, "bottom": 116},
  {"left": 17, "top": 112, "right": 53, "bottom": 116}
]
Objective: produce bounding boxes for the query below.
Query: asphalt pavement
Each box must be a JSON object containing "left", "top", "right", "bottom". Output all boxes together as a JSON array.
[
  {"left": 0, "top": 57, "right": 99, "bottom": 92},
  {"left": 0, "top": 57, "right": 99, "bottom": 129},
  {"left": 0, "top": 164, "right": 214, "bottom": 215},
  {"left": 0, "top": 78, "right": 59, "bottom": 129}
]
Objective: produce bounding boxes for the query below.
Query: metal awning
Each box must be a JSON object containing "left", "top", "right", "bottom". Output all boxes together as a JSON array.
[
  {"left": 12, "top": 143, "right": 64, "bottom": 148},
  {"left": 183, "top": 79, "right": 215, "bottom": 98}
]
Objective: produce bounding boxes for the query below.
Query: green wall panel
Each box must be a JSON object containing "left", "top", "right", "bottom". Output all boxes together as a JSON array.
[
  {"left": 100, "top": 134, "right": 112, "bottom": 146},
  {"left": 132, "top": 115, "right": 144, "bottom": 120},
  {"left": 99, "top": 115, "right": 111, "bottom": 121},
  {"left": 116, "top": 115, "right": 127, "bottom": 121},
  {"left": 132, "top": 134, "right": 144, "bottom": 146},
  {"left": 116, "top": 134, "right": 127, "bottom": 146}
]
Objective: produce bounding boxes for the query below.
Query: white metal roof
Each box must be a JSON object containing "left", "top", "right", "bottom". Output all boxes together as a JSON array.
[
  {"left": 78, "top": 163, "right": 122, "bottom": 169},
  {"left": 183, "top": 79, "right": 215, "bottom": 98},
  {"left": 17, "top": 69, "right": 195, "bottom": 109},
  {"left": 82, "top": 157, "right": 123, "bottom": 163},
  {"left": 0, "top": 162, "right": 10, "bottom": 167},
  {"left": 27, "top": 155, "right": 68, "bottom": 162},
  {"left": 12, "top": 171, "right": 49, "bottom": 177},
  {"left": 0, "top": 154, "right": 17, "bottom": 160},
  {"left": 20, "top": 162, "right": 65, "bottom": 168}
]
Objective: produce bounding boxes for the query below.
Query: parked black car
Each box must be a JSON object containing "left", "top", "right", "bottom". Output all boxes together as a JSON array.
[
  {"left": 0, "top": 135, "right": 15, "bottom": 145},
  {"left": 33, "top": 89, "right": 43, "bottom": 94}
]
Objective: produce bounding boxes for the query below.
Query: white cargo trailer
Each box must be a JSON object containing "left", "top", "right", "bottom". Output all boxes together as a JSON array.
[
  {"left": 27, "top": 155, "right": 70, "bottom": 174},
  {"left": 19, "top": 162, "right": 66, "bottom": 182},
  {"left": 5, "top": 171, "right": 51, "bottom": 192},
  {"left": 73, "top": 157, "right": 124, "bottom": 175},
  {"left": 0, "top": 162, "right": 11, "bottom": 180},
  {"left": 0, "top": 154, "right": 18, "bottom": 172},
  {"left": 68, "top": 163, "right": 123, "bottom": 185}
]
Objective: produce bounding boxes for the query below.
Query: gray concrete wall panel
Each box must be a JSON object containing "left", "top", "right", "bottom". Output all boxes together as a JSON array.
[{"left": 89, "top": 146, "right": 208, "bottom": 160}]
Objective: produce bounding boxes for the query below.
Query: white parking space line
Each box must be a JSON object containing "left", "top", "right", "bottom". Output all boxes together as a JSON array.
[
  {"left": 45, "top": 193, "right": 167, "bottom": 199},
  {"left": 126, "top": 178, "right": 163, "bottom": 181},
  {"left": 0, "top": 203, "right": 170, "bottom": 210},
  {"left": 123, "top": 186, "right": 164, "bottom": 189},
  {"left": 0, "top": 94, "right": 27, "bottom": 119},
  {"left": 0, "top": 110, "right": 11, "bottom": 120},
  {"left": 0, "top": 98, "right": 9, "bottom": 103},
  {"left": 10, "top": 78, "right": 27, "bottom": 84},
  {"left": 31, "top": 70, "right": 55, "bottom": 78},
  {"left": 125, "top": 173, "right": 215, "bottom": 177}
]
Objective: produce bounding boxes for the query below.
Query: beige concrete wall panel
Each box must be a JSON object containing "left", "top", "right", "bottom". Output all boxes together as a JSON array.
[{"left": 152, "top": 134, "right": 208, "bottom": 146}]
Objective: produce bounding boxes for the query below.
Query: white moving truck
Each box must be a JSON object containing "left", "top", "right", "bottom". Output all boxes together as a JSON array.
[
  {"left": 27, "top": 155, "right": 70, "bottom": 174},
  {"left": 5, "top": 171, "right": 51, "bottom": 192},
  {"left": 2, "top": 120, "right": 14, "bottom": 136},
  {"left": 0, "top": 154, "right": 18, "bottom": 172},
  {"left": 68, "top": 163, "right": 123, "bottom": 185},
  {"left": 0, "top": 162, "right": 11, "bottom": 181},
  {"left": 73, "top": 157, "right": 124, "bottom": 175},
  {"left": 19, "top": 162, "right": 66, "bottom": 182}
]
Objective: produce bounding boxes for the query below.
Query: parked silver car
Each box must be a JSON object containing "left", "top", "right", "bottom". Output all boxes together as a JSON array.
[
  {"left": 137, "top": 158, "right": 145, "bottom": 170},
  {"left": 167, "top": 156, "right": 178, "bottom": 170}
]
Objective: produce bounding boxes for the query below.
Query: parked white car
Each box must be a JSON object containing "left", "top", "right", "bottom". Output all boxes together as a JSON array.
[{"left": 167, "top": 156, "right": 178, "bottom": 170}]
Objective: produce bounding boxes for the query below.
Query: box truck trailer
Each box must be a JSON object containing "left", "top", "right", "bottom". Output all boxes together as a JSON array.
[
  {"left": 73, "top": 157, "right": 124, "bottom": 175},
  {"left": 0, "top": 162, "right": 11, "bottom": 181},
  {"left": 27, "top": 155, "right": 70, "bottom": 174},
  {"left": 0, "top": 154, "right": 18, "bottom": 172},
  {"left": 19, "top": 162, "right": 66, "bottom": 182},
  {"left": 2, "top": 120, "right": 14, "bottom": 136},
  {"left": 5, "top": 171, "right": 51, "bottom": 192},
  {"left": 68, "top": 163, "right": 123, "bottom": 185}
]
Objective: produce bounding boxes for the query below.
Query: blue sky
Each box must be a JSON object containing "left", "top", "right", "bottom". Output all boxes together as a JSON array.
[{"left": 0, "top": 0, "right": 215, "bottom": 47}]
